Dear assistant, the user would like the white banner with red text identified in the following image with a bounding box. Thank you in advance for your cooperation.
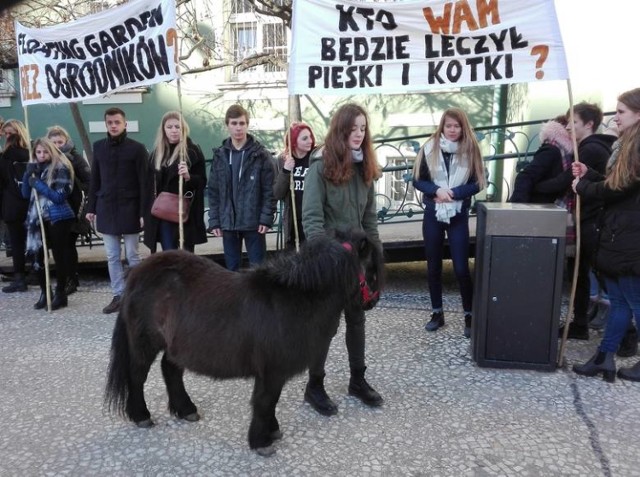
[16,0,178,106]
[288,0,568,95]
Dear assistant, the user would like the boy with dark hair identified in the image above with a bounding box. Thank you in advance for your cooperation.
[207,104,275,271]
[534,102,616,340]
[86,107,148,314]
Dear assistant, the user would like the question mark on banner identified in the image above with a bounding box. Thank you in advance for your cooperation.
[530,45,549,80]
[166,28,179,74]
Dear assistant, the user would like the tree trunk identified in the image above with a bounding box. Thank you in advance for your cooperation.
[69,102,93,165]
[288,95,301,123]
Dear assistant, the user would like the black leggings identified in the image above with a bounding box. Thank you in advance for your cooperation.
[6,220,26,275]
[37,220,73,290]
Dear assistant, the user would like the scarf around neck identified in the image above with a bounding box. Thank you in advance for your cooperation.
[425,134,470,223]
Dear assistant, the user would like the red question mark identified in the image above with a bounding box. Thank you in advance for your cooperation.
[530,45,549,80]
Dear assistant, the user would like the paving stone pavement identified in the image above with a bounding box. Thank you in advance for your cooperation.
[0,262,639,477]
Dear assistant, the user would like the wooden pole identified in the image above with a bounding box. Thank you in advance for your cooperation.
[286,119,300,252]
[557,79,582,367]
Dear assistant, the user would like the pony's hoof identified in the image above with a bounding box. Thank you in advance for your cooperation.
[181,412,201,422]
[271,429,283,441]
[135,419,154,428]
[255,445,276,457]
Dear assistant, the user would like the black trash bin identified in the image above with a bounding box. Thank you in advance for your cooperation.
[471,203,567,371]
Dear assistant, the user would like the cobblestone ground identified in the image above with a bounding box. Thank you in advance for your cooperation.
[0,262,639,476]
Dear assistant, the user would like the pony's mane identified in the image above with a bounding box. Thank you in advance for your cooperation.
[253,235,359,293]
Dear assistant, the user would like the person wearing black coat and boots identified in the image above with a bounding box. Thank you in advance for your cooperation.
[0,119,30,293]
[571,87,640,382]
[46,125,91,295]
[86,108,148,314]
[143,111,207,253]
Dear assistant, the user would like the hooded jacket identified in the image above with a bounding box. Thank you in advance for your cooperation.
[207,134,275,231]
[510,121,573,204]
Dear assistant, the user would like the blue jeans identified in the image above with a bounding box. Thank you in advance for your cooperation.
[222,230,266,271]
[422,208,473,313]
[102,233,141,296]
[600,275,640,352]
[159,220,194,253]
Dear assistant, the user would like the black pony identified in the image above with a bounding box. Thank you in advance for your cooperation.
[104,229,383,456]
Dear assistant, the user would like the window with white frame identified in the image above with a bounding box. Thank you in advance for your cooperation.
[228,0,287,82]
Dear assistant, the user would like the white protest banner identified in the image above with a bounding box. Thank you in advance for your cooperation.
[289,0,568,95]
[16,0,178,106]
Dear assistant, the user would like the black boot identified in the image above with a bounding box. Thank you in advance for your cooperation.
[425,311,445,332]
[34,271,50,310]
[64,274,79,296]
[51,286,68,311]
[34,290,49,310]
[464,314,472,339]
[617,360,640,382]
[617,327,638,358]
[304,373,338,416]
[2,273,27,293]
[349,367,383,407]
[573,350,616,382]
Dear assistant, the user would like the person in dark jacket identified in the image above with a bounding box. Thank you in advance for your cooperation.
[86,107,148,314]
[273,122,316,250]
[22,138,75,310]
[206,104,275,271]
[510,115,573,204]
[302,103,383,415]
[47,125,91,296]
[0,119,30,293]
[144,111,207,253]
[571,87,640,382]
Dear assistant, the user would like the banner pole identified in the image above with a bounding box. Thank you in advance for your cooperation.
[286,115,300,253]
[557,78,581,367]
[23,106,52,312]
[175,38,185,251]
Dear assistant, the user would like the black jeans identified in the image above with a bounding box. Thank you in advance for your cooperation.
[574,220,599,326]
[309,303,367,377]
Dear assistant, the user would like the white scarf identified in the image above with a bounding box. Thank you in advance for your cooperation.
[424,135,470,223]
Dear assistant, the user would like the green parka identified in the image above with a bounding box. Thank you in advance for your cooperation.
[301,152,380,247]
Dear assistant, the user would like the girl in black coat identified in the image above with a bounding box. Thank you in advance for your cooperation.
[144,111,207,253]
[571,87,640,382]
[0,119,30,293]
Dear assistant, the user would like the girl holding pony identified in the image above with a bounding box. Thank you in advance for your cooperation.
[572,87,640,382]
[412,108,485,338]
[21,137,75,310]
[273,122,316,249]
[143,111,207,253]
[302,102,383,415]
[0,119,30,293]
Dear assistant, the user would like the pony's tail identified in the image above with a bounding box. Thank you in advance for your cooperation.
[104,311,130,417]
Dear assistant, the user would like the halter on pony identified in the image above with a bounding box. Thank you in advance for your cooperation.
[341,242,380,308]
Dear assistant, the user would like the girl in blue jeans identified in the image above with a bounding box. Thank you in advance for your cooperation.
[572,87,640,382]
[413,108,485,337]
